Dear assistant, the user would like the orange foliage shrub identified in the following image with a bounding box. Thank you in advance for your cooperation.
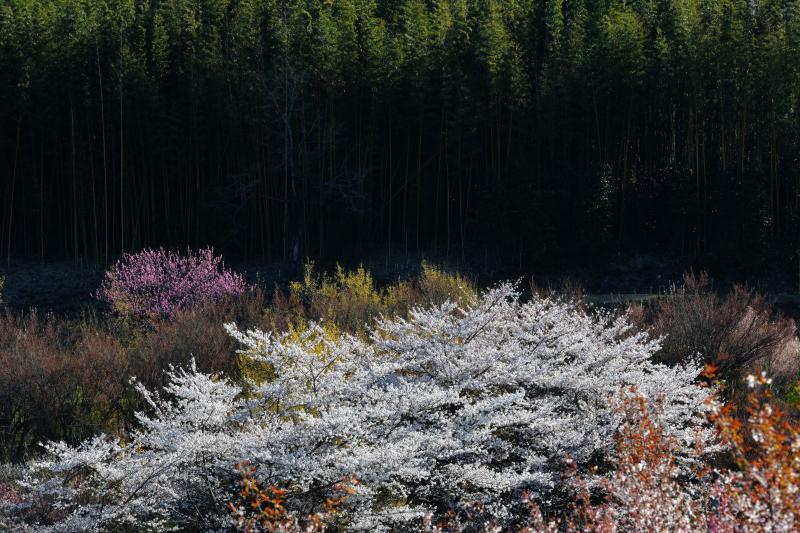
[707,372,800,532]
[228,462,356,533]
[425,369,800,533]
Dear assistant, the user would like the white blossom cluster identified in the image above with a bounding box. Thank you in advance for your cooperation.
[18,284,712,531]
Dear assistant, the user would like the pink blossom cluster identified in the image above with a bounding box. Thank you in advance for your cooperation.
[96,247,247,318]
[0,483,20,507]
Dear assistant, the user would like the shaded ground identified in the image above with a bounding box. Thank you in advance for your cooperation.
[0,253,797,315]
[0,261,103,314]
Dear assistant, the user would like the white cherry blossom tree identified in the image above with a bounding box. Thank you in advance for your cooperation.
[16,284,713,531]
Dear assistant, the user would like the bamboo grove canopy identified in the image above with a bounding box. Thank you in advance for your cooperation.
[1,0,799,268]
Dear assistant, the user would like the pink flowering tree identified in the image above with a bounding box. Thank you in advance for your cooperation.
[96,248,247,318]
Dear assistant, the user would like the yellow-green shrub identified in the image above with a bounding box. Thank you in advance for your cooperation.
[283,261,477,334]
[385,261,477,316]
[290,262,383,333]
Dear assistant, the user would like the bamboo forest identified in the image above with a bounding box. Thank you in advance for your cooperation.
[2,0,799,269]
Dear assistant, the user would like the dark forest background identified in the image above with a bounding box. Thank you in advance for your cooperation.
[2,0,800,274]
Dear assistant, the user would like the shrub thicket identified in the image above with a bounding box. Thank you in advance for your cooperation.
[9,284,710,531]
[3,261,800,531]
[0,261,477,462]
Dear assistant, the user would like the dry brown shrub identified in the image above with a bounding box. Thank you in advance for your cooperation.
[0,289,268,462]
[0,312,127,461]
[530,277,586,302]
[128,288,269,388]
[628,272,798,387]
